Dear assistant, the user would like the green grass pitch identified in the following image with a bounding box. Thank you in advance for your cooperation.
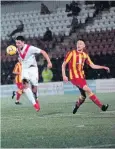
[1,93,115,148]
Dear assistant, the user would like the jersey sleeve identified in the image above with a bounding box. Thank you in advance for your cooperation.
[31,46,41,54]
[64,51,73,64]
[85,54,94,66]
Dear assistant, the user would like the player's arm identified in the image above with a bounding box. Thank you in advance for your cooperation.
[90,63,110,72]
[86,54,110,72]
[40,50,52,68]
[62,51,72,82]
[62,62,68,81]
[32,46,52,68]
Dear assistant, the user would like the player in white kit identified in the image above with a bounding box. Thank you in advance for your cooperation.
[15,36,52,111]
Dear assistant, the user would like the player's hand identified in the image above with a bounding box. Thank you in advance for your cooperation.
[103,66,110,73]
[63,76,68,82]
[47,62,52,69]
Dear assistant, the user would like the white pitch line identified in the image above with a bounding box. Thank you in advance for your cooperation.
[85,143,115,148]
[1,113,84,120]
[100,110,115,114]
[76,124,85,128]
[1,110,115,121]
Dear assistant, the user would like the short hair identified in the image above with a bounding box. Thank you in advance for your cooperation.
[77,39,85,43]
[16,36,25,41]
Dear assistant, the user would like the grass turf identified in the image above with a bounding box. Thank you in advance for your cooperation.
[1,93,115,148]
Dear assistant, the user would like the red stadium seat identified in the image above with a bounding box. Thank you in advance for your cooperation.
[96,39,101,44]
[101,39,107,45]
[107,38,113,44]
[109,45,115,51]
[93,46,98,52]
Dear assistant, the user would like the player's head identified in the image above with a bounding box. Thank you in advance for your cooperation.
[15,36,25,49]
[76,40,85,52]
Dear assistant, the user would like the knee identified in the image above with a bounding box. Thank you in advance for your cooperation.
[17,89,23,94]
[82,94,86,99]
[22,79,29,89]
[32,85,37,92]
[80,94,86,100]
[83,85,92,94]
[23,78,29,84]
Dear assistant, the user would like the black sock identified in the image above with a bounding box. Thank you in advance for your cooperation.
[33,92,37,99]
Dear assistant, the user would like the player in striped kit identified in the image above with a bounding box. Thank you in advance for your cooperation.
[62,40,110,113]
[15,36,52,112]
[12,58,23,104]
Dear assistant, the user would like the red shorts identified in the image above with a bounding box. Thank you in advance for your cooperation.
[16,83,23,90]
[71,78,87,89]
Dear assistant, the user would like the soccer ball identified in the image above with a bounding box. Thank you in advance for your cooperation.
[6,45,17,56]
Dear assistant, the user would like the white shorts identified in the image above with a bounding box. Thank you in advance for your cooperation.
[21,67,39,86]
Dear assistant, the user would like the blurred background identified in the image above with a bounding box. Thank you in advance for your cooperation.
[1,0,115,84]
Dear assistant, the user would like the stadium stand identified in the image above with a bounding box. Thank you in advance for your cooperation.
[1,1,115,84]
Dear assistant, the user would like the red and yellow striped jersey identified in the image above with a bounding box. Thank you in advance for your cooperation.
[13,62,22,83]
[64,50,93,79]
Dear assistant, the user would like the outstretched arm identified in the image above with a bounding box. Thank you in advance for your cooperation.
[90,63,110,73]
[62,62,68,82]
[86,54,110,73]
[62,51,73,82]
[40,50,52,68]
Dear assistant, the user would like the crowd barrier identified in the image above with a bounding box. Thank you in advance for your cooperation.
[0,79,115,98]
[64,80,96,94]
[38,82,64,96]
[0,82,64,98]
[96,79,115,93]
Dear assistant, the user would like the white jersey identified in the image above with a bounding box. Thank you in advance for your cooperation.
[17,44,41,68]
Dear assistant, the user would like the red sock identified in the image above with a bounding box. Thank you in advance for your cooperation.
[76,98,85,107]
[16,92,21,101]
[89,94,102,108]
[36,99,38,104]
[33,103,40,111]
[36,100,40,109]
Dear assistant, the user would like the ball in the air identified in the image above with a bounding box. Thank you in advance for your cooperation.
[6,45,17,56]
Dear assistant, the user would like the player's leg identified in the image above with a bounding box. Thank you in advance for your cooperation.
[22,69,39,111]
[83,85,109,111]
[29,67,40,110]
[73,87,86,114]
[22,79,40,111]
[76,87,86,107]
[32,85,40,110]
[71,78,87,114]
[15,83,23,104]
[12,91,16,99]
[32,85,39,102]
